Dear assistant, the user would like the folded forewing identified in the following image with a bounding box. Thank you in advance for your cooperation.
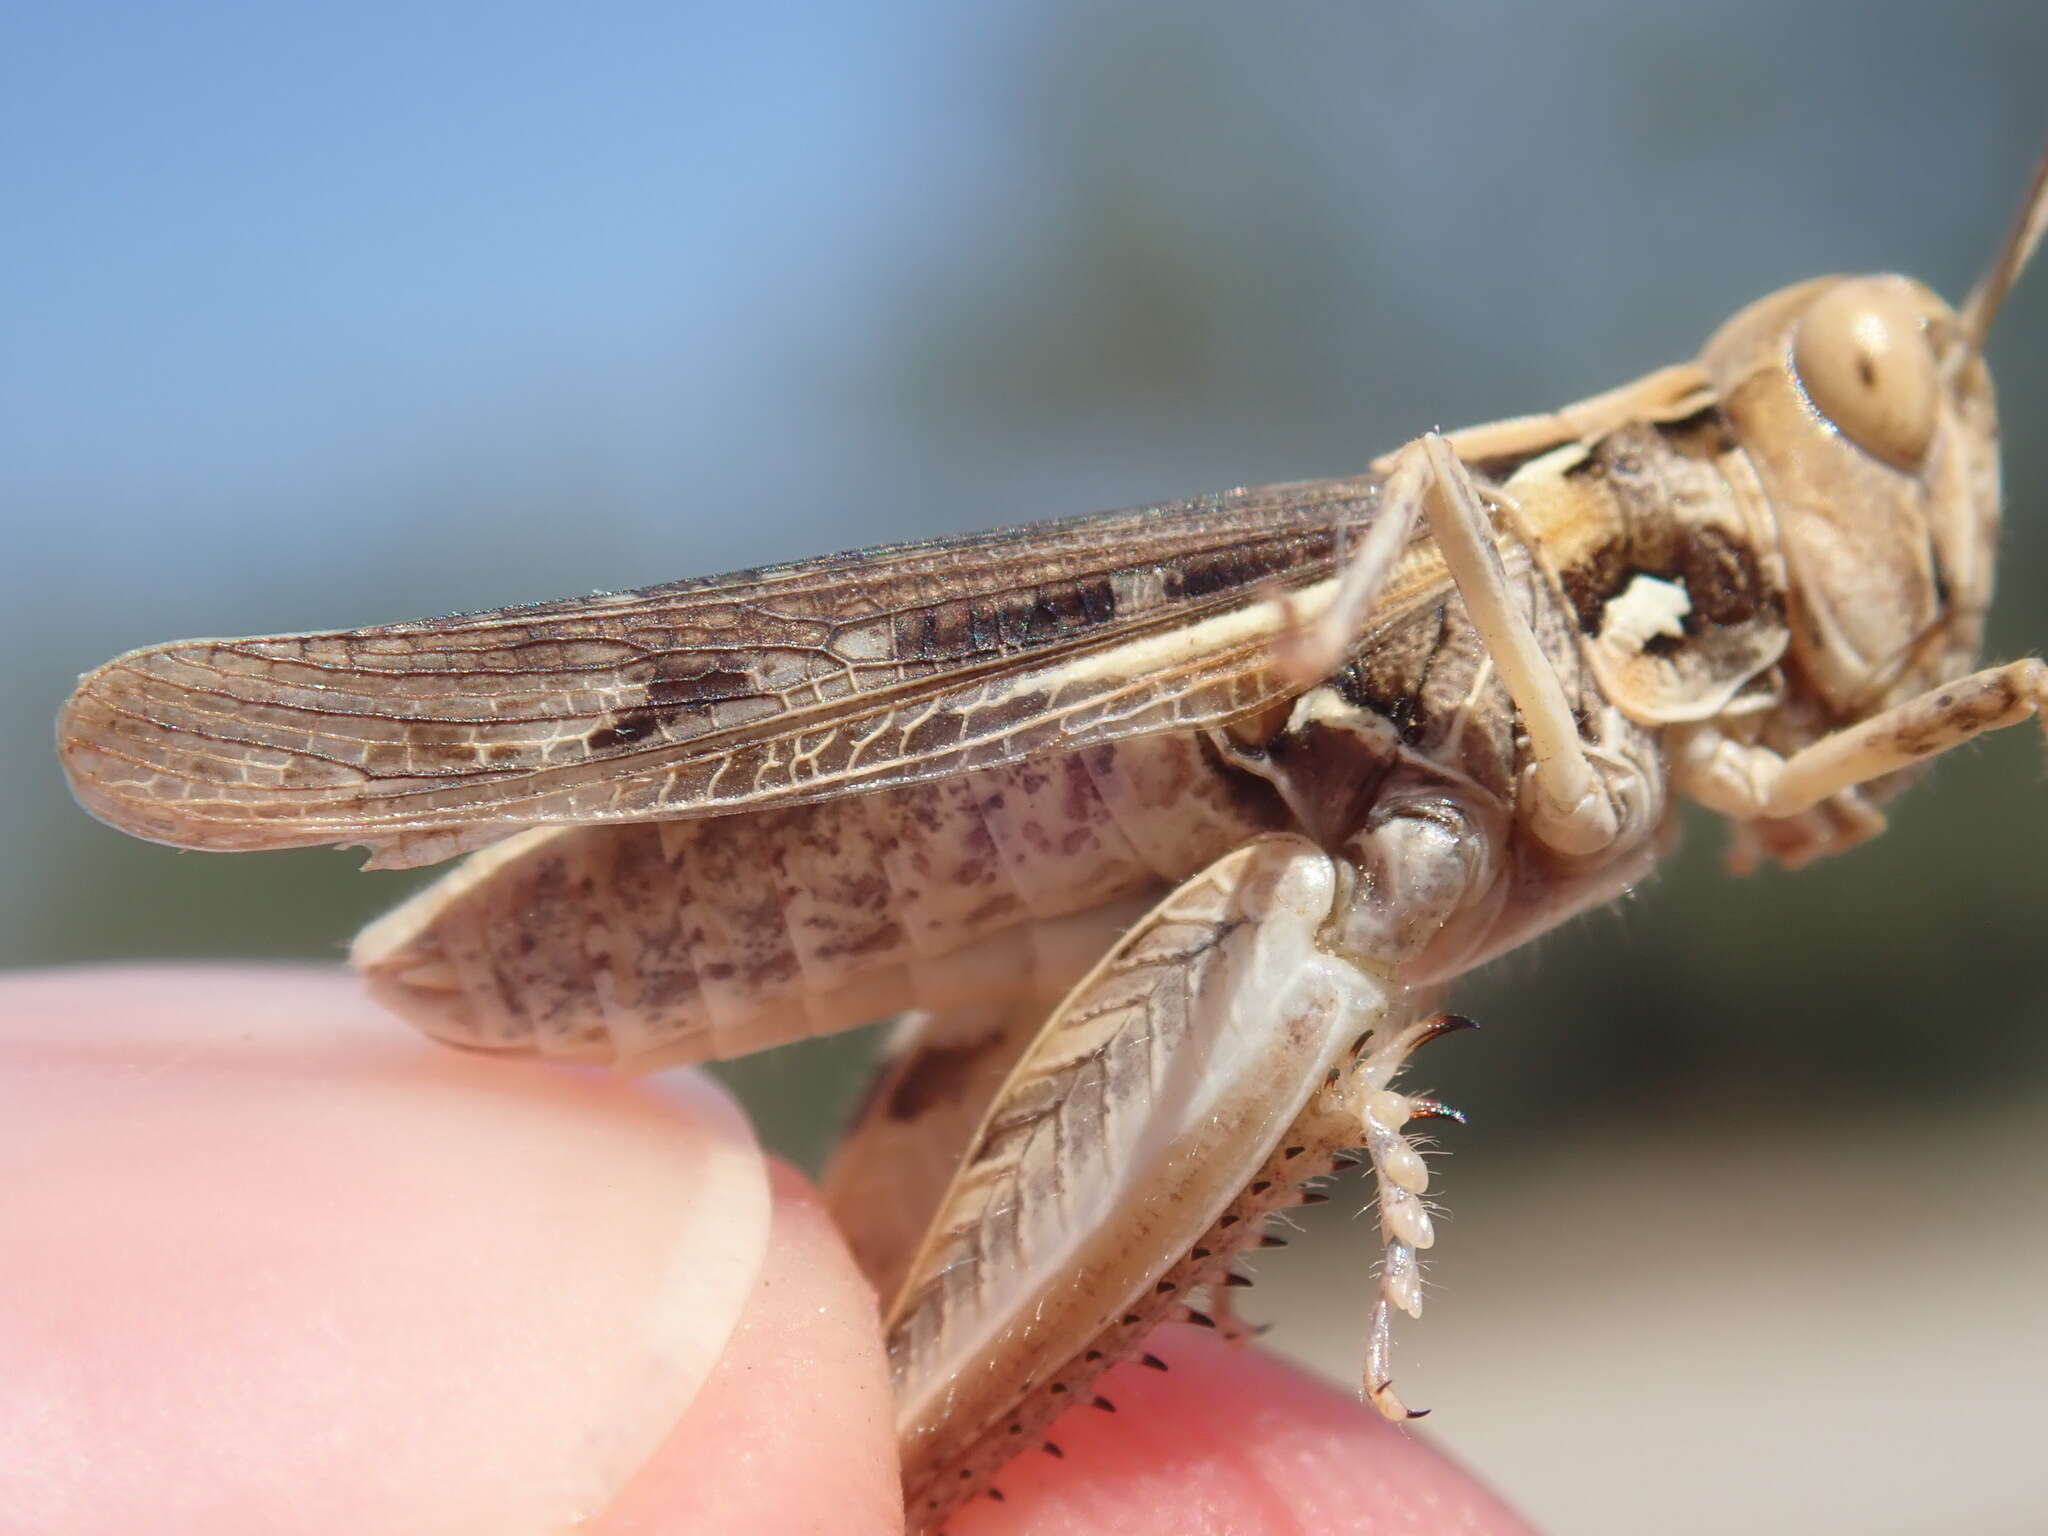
[59,477,1392,864]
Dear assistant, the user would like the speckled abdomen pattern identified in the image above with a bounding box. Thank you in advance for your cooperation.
[354,733,1288,1065]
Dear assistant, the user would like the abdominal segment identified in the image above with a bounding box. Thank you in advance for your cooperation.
[351,732,1288,1066]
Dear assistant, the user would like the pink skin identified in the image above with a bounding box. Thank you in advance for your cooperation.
[0,967,1533,1535]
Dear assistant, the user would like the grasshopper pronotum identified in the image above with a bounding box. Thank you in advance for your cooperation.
[58,153,2048,1528]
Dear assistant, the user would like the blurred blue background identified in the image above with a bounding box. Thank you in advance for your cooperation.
[7,5,2046,1531]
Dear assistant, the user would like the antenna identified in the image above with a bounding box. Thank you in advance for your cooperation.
[1957,148,2048,357]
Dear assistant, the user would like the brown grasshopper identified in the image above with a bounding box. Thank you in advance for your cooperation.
[58,154,2048,1529]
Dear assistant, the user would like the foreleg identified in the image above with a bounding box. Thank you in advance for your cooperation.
[1680,658,2048,834]
[1275,433,1622,855]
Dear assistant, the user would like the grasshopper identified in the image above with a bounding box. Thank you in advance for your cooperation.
[58,154,2048,1529]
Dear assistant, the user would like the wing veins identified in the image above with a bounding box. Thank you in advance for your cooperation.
[61,470,1413,855]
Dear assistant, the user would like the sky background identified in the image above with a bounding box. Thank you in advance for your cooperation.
[6,5,2047,1531]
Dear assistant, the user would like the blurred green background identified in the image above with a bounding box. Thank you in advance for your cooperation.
[8,4,2046,1531]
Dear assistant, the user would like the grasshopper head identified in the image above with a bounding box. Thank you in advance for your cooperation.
[1698,157,2045,721]
[1701,274,1999,718]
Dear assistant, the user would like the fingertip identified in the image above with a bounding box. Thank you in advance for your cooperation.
[948,1328,1533,1536]
[595,1163,900,1534]
[1,965,773,1534]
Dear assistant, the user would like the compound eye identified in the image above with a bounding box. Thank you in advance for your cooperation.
[1792,279,1940,470]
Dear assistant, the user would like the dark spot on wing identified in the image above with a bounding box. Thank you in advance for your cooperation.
[584,650,767,752]
[897,575,1123,661]
[587,705,663,752]
[647,664,755,709]
[1161,551,1244,601]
